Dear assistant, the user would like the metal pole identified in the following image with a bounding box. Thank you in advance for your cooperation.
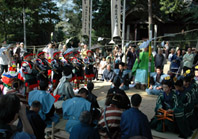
[89,0,92,50]
[122,0,126,62]
[23,6,27,49]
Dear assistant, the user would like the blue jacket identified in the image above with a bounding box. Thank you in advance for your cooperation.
[62,97,91,133]
[70,123,100,139]
[120,108,153,139]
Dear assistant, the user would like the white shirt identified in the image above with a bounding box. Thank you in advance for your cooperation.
[183,53,194,68]
[0,52,9,65]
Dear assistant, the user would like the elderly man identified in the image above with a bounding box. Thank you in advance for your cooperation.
[102,64,115,82]
[183,47,194,73]
[154,48,165,70]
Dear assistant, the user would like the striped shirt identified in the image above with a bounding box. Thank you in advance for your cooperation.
[98,104,123,139]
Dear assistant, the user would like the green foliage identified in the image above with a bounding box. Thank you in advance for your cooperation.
[0,0,61,45]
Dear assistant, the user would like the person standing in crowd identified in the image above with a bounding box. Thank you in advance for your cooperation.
[94,48,101,80]
[126,45,137,70]
[36,51,50,83]
[0,94,35,138]
[84,50,95,86]
[170,49,182,75]
[51,51,63,90]
[61,44,67,53]
[0,47,10,76]
[114,48,123,69]
[14,42,22,68]
[81,44,88,59]
[183,47,194,73]
[120,94,153,139]
[164,41,169,59]
[20,42,26,63]
[106,56,114,70]
[21,52,39,94]
[132,47,155,90]
[70,111,100,139]
[154,48,165,70]
[71,51,84,90]
[98,57,107,80]
[168,48,175,62]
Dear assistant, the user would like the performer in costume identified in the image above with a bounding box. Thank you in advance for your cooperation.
[51,51,63,90]
[84,50,95,86]
[150,76,177,132]
[62,48,74,81]
[21,52,38,95]
[35,51,51,83]
[183,69,198,129]
[71,51,84,90]
[174,77,193,138]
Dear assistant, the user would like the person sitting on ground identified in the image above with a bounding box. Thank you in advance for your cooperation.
[114,62,130,90]
[28,81,59,127]
[146,66,168,95]
[0,94,35,139]
[150,76,177,132]
[173,77,193,138]
[99,93,124,139]
[87,82,100,109]
[107,76,131,110]
[53,66,75,99]
[18,101,46,139]
[62,88,92,133]
[87,82,100,121]
[120,94,153,139]
[182,70,198,129]
[70,111,100,139]
[102,64,115,82]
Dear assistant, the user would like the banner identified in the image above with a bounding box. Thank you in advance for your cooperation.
[111,0,121,38]
[82,0,90,36]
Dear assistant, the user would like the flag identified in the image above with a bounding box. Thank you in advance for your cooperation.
[111,0,121,38]
[82,0,90,36]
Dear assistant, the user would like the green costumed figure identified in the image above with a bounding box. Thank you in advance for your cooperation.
[132,47,154,90]
[174,77,193,138]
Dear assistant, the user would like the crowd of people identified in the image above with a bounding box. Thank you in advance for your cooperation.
[0,40,198,139]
